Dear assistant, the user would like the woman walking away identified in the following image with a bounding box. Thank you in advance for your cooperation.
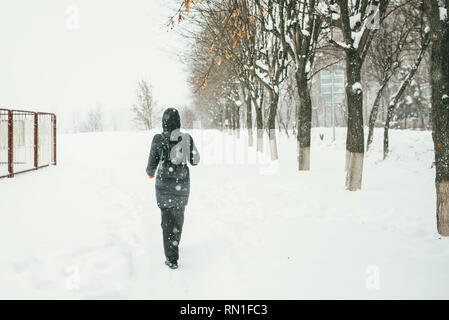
[146,108,200,270]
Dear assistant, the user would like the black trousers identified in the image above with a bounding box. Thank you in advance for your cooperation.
[161,207,185,263]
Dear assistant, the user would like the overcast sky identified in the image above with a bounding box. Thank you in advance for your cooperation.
[0,0,191,131]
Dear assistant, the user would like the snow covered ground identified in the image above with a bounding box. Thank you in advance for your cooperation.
[1,128,448,299]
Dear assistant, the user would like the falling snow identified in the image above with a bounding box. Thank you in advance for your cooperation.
[0,130,448,299]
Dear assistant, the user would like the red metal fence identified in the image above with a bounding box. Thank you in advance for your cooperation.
[0,108,56,179]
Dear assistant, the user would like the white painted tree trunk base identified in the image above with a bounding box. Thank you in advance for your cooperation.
[269,137,278,161]
[298,147,310,171]
[257,136,263,153]
[345,150,350,172]
[345,152,364,191]
[248,129,253,147]
[297,140,300,157]
[437,181,449,236]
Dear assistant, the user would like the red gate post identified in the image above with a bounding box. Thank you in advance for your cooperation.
[8,110,13,177]
[53,114,57,165]
[34,112,38,168]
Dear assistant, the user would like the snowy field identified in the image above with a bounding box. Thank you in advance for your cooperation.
[1,128,448,299]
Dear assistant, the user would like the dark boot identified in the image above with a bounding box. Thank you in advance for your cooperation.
[165,260,178,269]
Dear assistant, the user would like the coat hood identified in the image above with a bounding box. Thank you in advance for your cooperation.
[162,108,181,133]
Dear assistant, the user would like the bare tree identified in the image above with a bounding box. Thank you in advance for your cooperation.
[81,106,103,132]
[365,3,414,152]
[131,80,156,130]
[181,108,196,129]
[184,0,267,151]
[265,0,323,170]
[321,0,390,191]
[383,26,431,159]
[247,0,289,161]
[423,0,449,236]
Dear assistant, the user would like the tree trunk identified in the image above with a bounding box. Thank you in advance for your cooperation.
[296,71,312,171]
[345,51,364,191]
[366,81,388,152]
[246,96,253,147]
[346,152,364,191]
[437,182,449,236]
[428,18,449,236]
[419,112,425,130]
[235,106,241,139]
[267,92,279,161]
[255,103,263,153]
[381,88,389,122]
[224,104,230,133]
[404,112,408,129]
[277,112,282,133]
[345,150,351,172]
[231,105,236,135]
[383,102,394,160]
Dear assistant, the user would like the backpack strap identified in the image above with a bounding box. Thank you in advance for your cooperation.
[159,132,171,163]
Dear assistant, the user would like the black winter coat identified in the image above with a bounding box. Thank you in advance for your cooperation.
[146,108,200,208]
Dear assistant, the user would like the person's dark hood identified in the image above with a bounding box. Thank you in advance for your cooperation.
[162,108,181,133]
